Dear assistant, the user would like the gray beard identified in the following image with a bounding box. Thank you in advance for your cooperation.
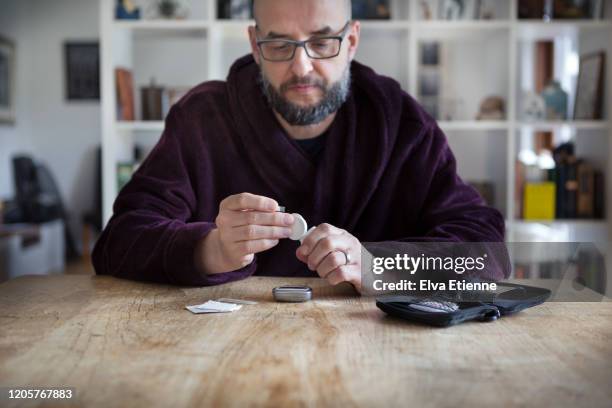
[259,65,351,126]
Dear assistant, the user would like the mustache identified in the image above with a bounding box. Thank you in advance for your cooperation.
[280,76,326,92]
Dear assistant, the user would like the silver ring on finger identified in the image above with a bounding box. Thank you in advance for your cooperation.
[340,250,351,266]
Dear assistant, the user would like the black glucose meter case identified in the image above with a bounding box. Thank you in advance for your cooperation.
[376,282,551,327]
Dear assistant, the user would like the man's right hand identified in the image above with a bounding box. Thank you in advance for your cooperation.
[195,193,295,275]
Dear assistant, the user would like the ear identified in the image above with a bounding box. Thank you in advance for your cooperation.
[248,26,261,65]
[346,21,360,62]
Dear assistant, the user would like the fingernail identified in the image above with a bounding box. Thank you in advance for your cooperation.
[300,246,309,255]
[283,228,293,237]
[284,214,294,225]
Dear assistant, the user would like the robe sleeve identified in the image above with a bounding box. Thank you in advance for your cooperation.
[363,122,511,281]
[91,107,256,286]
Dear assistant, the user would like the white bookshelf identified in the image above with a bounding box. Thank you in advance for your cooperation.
[100,0,612,243]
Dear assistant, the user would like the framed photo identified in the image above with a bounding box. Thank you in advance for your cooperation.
[0,36,16,124]
[574,51,605,120]
[421,42,440,66]
[64,42,100,101]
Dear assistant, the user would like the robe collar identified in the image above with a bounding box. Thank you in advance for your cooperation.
[226,54,399,228]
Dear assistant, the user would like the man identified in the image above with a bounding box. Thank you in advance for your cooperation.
[92,0,507,292]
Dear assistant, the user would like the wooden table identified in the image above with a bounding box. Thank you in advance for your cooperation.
[0,275,611,408]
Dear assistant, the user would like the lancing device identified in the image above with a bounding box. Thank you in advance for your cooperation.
[276,206,315,243]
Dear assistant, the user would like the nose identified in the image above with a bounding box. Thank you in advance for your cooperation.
[290,45,314,78]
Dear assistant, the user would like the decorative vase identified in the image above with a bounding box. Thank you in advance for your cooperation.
[541,80,568,120]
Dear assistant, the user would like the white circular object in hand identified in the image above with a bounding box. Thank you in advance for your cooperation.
[289,213,308,241]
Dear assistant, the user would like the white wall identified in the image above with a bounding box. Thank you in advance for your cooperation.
[0,0,35,198]
[0,0,101,253]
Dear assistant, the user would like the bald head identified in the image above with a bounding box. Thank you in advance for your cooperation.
[252,0,352,24]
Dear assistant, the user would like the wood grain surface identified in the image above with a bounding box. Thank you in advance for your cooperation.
[0,275,611,408]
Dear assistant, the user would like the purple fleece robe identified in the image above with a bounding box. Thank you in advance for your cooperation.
[92,54,507,286]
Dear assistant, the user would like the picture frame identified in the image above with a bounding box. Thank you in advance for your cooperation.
[0,36,16,124]
[574,51,605,120]
[64,42,100,101]
[421,42,440,66]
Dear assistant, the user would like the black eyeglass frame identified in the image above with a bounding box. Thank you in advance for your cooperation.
[255,21,352,62]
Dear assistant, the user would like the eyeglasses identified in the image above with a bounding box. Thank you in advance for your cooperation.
[256,21,351,62]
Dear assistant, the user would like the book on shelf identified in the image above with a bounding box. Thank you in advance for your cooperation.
[136,81,191,122]
[515,262,564,279]
[517,142,605,221]
[513,264,530,279]
[141,79,164,121]
[518,0,605,20]
[352,0,391,20]
[553,0,605,19]
[539,261,566,279]
[217,0,252,19]
[523,182,556,220]
[577,162,595,218]
[115,68,135,121]
[515,160,525,219]
[554,155,579,219]
[594,171,605,219]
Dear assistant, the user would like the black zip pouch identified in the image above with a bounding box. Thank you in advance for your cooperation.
[376,283,551,327]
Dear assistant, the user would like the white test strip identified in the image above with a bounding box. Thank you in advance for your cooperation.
[185,300,242,314]
[197,300,242,311]
[186,306,231,314]
[217,298,258,305]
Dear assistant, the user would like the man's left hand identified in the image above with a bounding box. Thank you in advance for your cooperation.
[296,224,362,292]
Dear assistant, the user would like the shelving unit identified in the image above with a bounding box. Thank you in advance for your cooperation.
[100,0,612,243]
